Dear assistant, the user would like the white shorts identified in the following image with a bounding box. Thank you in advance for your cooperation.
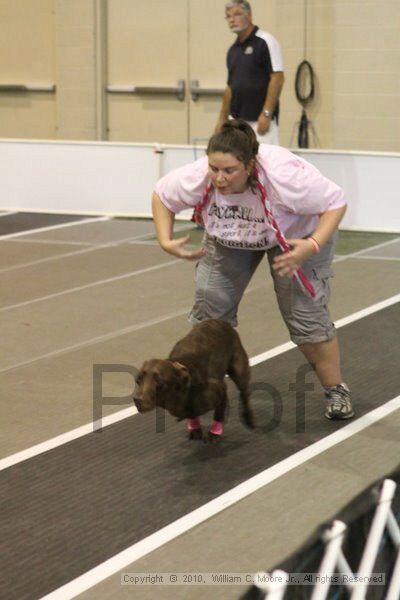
[229,114,280,144]
[248,118,280,145]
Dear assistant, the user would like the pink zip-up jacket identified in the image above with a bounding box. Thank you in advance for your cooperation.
[155,145,346,250]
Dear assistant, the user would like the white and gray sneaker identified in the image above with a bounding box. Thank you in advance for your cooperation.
[325,383,355,420]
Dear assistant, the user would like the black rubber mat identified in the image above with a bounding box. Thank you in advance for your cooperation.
[1,304,399,599]
[0,212,94,236]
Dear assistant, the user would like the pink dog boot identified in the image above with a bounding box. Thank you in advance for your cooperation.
[208,420,224,443]
[187,418,202,440]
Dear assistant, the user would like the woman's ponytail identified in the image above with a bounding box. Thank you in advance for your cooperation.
[207,119,259,166]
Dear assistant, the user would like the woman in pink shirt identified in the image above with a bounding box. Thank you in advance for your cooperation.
[152,119,354,420]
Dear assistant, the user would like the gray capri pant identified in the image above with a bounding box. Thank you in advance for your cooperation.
[189,233,336,346]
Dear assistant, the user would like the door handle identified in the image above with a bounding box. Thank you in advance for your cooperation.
[191,80,224,102]
[0,84,55,92]
[107,80,185,101]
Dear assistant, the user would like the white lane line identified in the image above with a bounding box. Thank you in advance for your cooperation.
[250,293,400,366]
[3,230,398,308]
[3,232,398,307]
[334,236,400,263]
[0,231,169,275]
[0,407,138,472]
[330,292,400,328]
[39,394,400,600]
[4,238,98,246]
[1,283,399,378]
[1,292,399,469]
[128,240,165,246]
[0,258,182,312]
[0,223,194,274]
[0,211,18,217]
[0,281,267,375]
[0,307,191,375]
[0,216,110,240]
[352,255,400,262]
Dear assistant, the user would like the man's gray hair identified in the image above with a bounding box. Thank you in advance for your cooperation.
[225,0,252,14]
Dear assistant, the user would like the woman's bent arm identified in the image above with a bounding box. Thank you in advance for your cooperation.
[152,192,205,260]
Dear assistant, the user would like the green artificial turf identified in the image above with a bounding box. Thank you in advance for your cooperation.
[117,218,399,255]
[335,230,400,255]
[166,226,400,255]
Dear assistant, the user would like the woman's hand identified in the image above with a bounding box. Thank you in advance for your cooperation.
[162,235,206,260]
[152,193,205,261]
[272,238,315,277]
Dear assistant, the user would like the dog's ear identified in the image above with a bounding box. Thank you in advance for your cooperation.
[171,361,191,390]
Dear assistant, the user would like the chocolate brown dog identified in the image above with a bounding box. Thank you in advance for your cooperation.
[133,319,254,442]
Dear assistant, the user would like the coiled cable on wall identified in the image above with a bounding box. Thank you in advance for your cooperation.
[292,0,319,148]
[295,60,315,148]
[295,59,315,107]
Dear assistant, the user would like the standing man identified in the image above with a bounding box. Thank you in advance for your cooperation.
[215,0,284,144]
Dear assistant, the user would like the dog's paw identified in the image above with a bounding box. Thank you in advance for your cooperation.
[188,428,203,441]
[241,409,255,430]
[205,431,222,444]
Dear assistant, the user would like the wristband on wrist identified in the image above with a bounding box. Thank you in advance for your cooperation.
[307,236,320,254]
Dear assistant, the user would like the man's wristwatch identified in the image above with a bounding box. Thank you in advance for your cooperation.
[263,110,271,118]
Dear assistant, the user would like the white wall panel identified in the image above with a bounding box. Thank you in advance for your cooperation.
[1,140,399,231]
[0,140,158,216]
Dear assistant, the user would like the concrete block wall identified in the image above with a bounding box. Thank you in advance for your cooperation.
[54,0,105,140]
[0,0,399,151]
[276,0,400,151]
[333,0,400,151]
[0,0,56,138]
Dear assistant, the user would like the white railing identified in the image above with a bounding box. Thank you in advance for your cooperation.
[253,478,400,600]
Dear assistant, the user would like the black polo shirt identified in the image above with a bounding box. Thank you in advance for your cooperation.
[227,26,282,122]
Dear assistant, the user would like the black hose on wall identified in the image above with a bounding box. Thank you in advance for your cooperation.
[295,60,315,148]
